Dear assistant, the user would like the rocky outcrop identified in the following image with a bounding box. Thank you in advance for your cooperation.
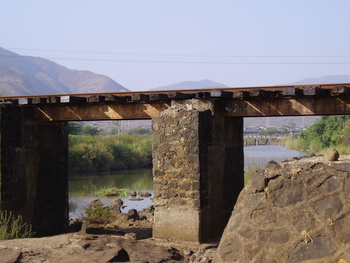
[214,154,350,263]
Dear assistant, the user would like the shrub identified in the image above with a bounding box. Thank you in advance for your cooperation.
[0,210,34,239]
[83,202,116,224]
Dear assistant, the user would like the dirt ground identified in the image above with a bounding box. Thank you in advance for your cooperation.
[0,216,217,263]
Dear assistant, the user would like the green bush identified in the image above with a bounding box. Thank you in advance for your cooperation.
[300,115,350,148]
[285,115,350,154]
[0,211,34,239]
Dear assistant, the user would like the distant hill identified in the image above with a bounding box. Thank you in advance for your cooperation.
[0,47,128,96]
[151,79,227,91]
[291,75,350,85]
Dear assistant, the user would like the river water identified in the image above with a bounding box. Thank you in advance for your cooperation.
[244,145,309,169]
[69,145,308,218]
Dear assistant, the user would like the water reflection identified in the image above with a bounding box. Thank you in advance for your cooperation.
[69,169,153,197]
[69,169,153,218]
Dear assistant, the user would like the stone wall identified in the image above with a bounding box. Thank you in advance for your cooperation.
[152,99,244,242]
[213,154,350,263]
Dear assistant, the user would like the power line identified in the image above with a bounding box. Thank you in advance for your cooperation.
[45,57,350,65]
[5,47,350,59]
[1,54,350,65]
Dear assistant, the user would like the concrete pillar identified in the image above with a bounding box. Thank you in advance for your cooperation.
[0,105,68,236]
[152,99,244,243]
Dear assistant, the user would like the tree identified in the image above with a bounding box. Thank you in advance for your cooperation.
[68,122,83,135]
[280,126,289,135]
[335,118,350,145]
[300,115,350,148]
[82,125,100,136]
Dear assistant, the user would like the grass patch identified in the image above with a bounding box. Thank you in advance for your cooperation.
[0,210,35,239]
[95,187,130,198]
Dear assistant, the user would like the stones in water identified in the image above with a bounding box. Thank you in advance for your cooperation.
[138,191,152,198]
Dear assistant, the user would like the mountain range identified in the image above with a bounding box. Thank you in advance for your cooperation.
[0,47,128,96]
[151,79,227,91]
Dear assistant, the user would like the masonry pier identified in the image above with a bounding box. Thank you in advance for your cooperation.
[0,105,68,236]
[152,100,244,242]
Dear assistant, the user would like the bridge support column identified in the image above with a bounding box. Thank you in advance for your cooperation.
[152,99,244,242]
[0,105,68,236]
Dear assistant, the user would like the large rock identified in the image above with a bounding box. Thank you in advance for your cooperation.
[108,198,123,213]
[213,155,350,263]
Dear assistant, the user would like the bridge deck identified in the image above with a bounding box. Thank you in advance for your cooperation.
[1,83,349,120]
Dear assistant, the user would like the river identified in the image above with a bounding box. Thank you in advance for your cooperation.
[69,145,308,218]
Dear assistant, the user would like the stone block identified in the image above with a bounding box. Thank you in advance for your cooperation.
[153,208,200,242]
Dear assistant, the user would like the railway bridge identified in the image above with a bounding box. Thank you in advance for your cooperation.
[1,83,350,242]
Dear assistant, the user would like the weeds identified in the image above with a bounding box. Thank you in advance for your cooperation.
[95,187,130,198]
[0,210,34,239]
[83,201,116,224]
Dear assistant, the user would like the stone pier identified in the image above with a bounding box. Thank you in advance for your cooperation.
[152,99,244,242]
[0,105,68,236]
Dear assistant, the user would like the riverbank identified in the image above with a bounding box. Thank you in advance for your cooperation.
[0,212,216,263]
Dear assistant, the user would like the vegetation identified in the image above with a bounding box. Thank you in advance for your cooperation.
[69,134,152,173]
[83,202,116,224]
[95,187,130,198]
[0,210,34,239]
[285,115,350,154]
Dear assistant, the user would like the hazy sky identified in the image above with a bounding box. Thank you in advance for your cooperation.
[1,0,350,91]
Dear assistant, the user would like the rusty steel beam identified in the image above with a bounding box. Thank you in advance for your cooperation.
[33,101,171,121]
[223,95,350,117]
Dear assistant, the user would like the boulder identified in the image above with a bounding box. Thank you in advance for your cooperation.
[213,154,350,263]
[138,191,152,198]
[328,148,340,161]
[127,209,140,221]
[108,198,123,213]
